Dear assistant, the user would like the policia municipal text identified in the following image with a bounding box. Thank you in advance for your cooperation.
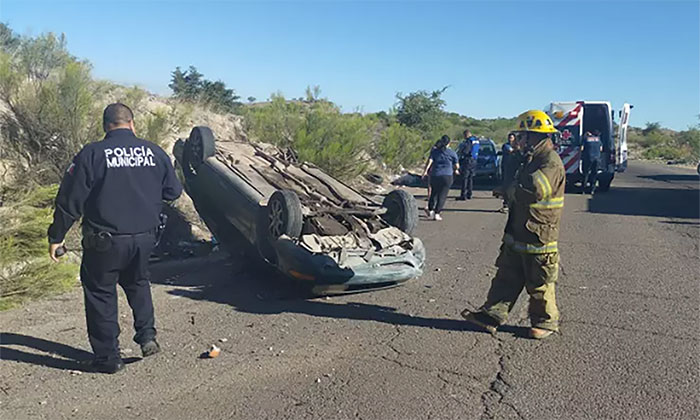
[48,103,183,373]
[462,110,565,340]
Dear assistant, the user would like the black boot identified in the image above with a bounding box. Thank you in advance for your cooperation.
[89,358,125,374]
[141,339,161,357]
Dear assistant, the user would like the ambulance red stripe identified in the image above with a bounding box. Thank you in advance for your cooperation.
[564,151,580,170]
[556,104,583,128]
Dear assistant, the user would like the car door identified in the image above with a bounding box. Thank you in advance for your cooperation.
[616,103,631,172]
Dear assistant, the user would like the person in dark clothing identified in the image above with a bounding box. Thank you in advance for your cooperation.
[48,103,183,374]
[498,132,519,212]
[422,135,459,221]
[581,130,602,194]
[457,130,480,200]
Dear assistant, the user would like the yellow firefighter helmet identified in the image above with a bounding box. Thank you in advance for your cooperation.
[514,110,558,133]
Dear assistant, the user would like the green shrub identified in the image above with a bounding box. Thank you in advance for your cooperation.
[630,123,699,163]
[244,95,375,180]
[642,144,685,161]
[0,258,78,311]
[243,94,305,147]
[376,123,431,171]
[0,184,79,310]
[295,104,374,180]
[118,85,148,111]
[676,128,700,158]
[0,30,102,185]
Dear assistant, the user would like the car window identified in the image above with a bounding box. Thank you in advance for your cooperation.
[479,142,496,155]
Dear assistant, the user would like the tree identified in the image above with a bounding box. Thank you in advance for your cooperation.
[168,65,240,112]
[247,96,256,103]
[169,65,204,101]
[642,121,661,136]
[200,79,240,113]
[305,85,322,102]
[0,23,20,53]
[395,87,448,134]
[168,67,188,99]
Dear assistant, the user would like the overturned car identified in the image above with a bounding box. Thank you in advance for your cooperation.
[173,127,425,293]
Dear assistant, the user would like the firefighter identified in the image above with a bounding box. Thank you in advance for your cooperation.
[48,103,183,373]
[461,110,565,340]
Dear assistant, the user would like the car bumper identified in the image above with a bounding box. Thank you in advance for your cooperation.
[272,237,425,293]
[476,166,498,177]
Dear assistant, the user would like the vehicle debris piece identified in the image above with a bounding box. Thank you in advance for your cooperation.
[201,345,221,359]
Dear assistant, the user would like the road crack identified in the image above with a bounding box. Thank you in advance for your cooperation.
[384,325,403,356]
[479,337,526,420]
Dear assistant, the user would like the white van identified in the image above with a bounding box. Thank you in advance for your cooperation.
[545,101,631,192]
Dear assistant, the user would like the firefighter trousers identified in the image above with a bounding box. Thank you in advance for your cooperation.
[479,244,560,331]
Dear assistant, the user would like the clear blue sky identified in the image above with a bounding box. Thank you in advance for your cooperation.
[1,0,698,130]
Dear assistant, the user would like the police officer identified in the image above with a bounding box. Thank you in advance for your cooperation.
[581,130,603,194]
[457,130,480,200]
[461,110,565,340]
[48,103,183,373]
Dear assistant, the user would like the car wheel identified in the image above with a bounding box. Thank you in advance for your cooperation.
[266,190,303,240]
[381,189,418,235]
[185,126,216,170]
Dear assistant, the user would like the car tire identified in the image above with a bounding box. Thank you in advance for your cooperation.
[266,190,304,240]
[185,126,216,170]
[381,189,418,235]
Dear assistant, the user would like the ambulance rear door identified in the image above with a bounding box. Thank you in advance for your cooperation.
[547,102,584,175]
[616,103,631,172]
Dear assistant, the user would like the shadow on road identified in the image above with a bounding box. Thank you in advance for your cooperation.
[439,208,501,214]
[587,186,699,219]
[659,220,700,226]
[150,258,491,336]
[638,174,700,182]
[0,333,93,371]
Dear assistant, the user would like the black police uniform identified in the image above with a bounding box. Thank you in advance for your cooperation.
[48,128,182,363]
[458,138,477,200]
[581,134,602,193]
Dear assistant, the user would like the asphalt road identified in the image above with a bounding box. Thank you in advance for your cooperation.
[1,160,698,420]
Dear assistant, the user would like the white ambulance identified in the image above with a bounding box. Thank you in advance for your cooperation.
[545,101,632,192]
